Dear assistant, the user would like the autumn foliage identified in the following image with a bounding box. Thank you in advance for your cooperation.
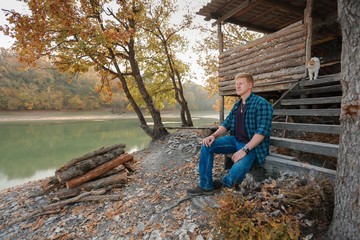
[1,0,195,139]
[209,177,334,239]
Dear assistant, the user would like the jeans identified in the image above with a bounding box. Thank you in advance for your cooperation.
[199,135,256,190]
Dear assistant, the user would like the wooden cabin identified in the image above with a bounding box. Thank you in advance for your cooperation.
[197,0,341,181]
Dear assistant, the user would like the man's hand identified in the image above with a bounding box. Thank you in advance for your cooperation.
[231,149,247,163]
[202,135,215,147]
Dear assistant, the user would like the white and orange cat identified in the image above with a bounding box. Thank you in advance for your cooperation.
[307,57,320,80]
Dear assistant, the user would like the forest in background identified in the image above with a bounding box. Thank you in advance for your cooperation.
[0,49,216,112]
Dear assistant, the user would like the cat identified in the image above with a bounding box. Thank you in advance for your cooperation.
[307,57,320,80]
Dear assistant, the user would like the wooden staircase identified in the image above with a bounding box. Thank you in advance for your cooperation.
[263,73,342,182]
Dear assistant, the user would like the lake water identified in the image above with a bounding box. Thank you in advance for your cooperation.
[0,110,220,190]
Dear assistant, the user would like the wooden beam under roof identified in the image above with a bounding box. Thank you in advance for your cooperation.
[263,0,304,15]
[227,19,276,33]
[212,0,262,27]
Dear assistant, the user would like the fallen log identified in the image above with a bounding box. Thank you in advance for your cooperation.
[56,188,81,200]
[56,173,127,200]
[56,147,124,183]
[96,165,125,179]
[80,170,128,189]
[7,188,110,226]
[66,154,133,189]
[57,143,126,172]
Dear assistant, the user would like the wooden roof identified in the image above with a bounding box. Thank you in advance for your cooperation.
[197,0,338,33]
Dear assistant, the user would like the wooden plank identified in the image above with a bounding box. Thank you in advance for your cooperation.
[288,84,342,96]
[263,155,336,183]
[220,21,304,58]
[273,108,340,116]
[226,152,296,161]
[300,73,341,87]
[268,152,296,161]
[272,122,340,134]
[219,36,306,75]
[212,0,252,27]
[281,96,342,105]
[270,136,338,157]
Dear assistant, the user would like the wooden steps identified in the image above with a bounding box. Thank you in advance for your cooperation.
[270,137,338,157]
[280,96,341,105]
[300,73,341,87]
[272,122,340,134]
[274,109,340,116]
[270,73,341,160]
[289,84,341,96]
[263,154,336,183]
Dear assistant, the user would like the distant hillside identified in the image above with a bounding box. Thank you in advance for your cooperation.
[0,49,216,111]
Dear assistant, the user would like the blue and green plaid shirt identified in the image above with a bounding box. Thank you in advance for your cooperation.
[221,92,273,165]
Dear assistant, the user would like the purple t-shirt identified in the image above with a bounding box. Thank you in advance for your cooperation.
[234,102,249,143]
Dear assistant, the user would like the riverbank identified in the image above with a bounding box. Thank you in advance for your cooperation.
[0,129,332,239]
[0,110,220,122]
[0,110,220,191]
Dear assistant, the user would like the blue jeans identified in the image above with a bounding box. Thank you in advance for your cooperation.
[199,135,256,190]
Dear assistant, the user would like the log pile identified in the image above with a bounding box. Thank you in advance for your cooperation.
[43,143,134,201]
[7,144,134,226]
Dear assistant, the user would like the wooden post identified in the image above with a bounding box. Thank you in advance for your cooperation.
[304,0,313,75]
[301,0,313,117]
[218,23,224,123]
[220,95,224,123]
[218,23,224,53]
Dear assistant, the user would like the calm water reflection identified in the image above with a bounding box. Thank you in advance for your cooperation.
[0,111,218,190]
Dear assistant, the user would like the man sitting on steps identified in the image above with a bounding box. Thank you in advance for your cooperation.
[187,73,273,196]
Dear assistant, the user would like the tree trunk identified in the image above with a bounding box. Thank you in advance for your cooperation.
[174,68,193,126]
[328,0,360,239]
[162,39,193,127]
[107,47,166,140]
[127,20,169,140]
[128,48,169,139]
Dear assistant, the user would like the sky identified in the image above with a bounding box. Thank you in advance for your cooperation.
[0,0,213,85]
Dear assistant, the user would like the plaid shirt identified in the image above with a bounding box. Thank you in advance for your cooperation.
[221,92,273,165]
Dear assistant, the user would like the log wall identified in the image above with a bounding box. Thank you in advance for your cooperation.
[218,21,307,95]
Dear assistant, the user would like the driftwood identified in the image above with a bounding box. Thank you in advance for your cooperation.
[123,162,136,173]
[42,176,63,193]
[56,175,127,200]
[7,188,117,226]
[56,188,81,200]
[65,154,133,189]
[56,148,125,183]
[160,196,192,214]
[57,143,126,172]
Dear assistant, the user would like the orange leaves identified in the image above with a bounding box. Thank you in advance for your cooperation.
[31,217,45,231]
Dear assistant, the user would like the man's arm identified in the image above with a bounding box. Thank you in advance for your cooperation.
[202,126,228,147]
[231,133,265,163]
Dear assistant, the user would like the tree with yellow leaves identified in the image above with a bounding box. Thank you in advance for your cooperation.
[1,0,194,139]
